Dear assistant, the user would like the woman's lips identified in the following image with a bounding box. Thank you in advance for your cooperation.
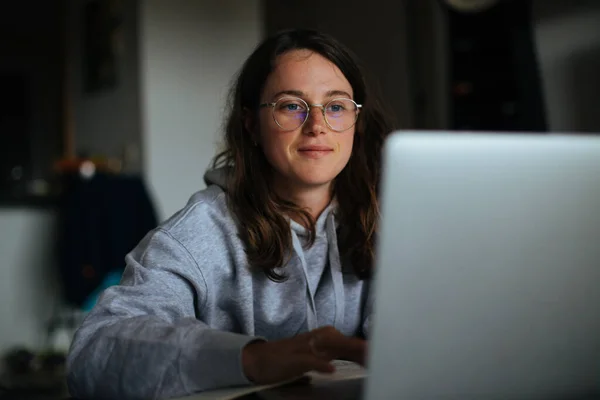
[297,145,334,159]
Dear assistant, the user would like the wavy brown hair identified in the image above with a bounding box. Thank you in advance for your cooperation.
[212,29,394,281]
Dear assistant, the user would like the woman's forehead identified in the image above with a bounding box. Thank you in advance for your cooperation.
[263,50,353,99]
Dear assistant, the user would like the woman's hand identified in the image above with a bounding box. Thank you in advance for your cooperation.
[241,326,367,385]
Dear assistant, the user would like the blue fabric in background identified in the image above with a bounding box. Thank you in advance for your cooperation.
[81,269,124,312]
[56,172,158,308]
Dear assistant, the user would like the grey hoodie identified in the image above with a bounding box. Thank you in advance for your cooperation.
[66,168,373,400]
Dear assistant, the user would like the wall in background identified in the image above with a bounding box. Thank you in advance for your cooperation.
[67,0,143,168]
[533,0,600,132]
[0,209,58,352]
[140,0,263,219]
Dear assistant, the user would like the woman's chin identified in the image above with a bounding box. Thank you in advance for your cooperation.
[292,168,340,187]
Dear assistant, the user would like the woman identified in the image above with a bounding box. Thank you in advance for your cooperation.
[66,28,394,399]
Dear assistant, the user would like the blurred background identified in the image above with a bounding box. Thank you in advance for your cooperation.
[0,0,599,397]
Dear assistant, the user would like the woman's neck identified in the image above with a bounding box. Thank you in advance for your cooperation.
[274,179,332,221]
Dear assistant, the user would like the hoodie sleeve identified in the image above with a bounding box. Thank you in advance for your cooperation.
[66,228,259,400]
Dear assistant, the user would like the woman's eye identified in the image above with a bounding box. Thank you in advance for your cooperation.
[328,104,346,112]
[279,102,305,112]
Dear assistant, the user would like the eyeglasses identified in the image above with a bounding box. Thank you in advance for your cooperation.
[259,96,362,132]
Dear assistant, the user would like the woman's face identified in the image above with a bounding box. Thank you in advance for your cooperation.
[255,49,356,193]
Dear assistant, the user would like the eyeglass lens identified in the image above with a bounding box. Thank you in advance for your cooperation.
[272,97,359,131]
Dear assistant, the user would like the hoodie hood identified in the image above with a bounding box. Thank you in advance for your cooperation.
[203,167,230,191]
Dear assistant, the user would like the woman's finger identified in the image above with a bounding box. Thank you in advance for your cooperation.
[289,354,335,376]
[288,330,317,354]
[314,335,367,363]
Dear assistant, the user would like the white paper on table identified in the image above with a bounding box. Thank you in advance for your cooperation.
[307,360,367,383]
[173,360,367,400]
[171,376,306,400]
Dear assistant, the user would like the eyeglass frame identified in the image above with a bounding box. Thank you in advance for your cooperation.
[258,96,362,132]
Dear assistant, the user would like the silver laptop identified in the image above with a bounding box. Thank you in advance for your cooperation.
[365,132,600,400]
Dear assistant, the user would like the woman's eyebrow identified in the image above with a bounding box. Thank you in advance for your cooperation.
[325,90,352,99]
[271,90,304,99]
[270,89,353,101]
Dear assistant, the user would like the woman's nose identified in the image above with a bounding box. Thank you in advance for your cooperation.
[303,106,328,135]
